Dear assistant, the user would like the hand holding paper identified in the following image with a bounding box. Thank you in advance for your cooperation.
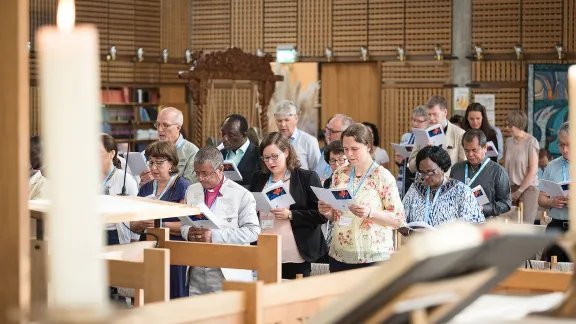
[222,159,243,181]
[311,186,356,211]
[178,203,222,229]
[392,143,414,159]
[412,124,445,147]
[471,185,489,206]
[127,152,149,175]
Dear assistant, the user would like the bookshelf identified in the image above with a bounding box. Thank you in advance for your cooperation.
[101,86,160,152]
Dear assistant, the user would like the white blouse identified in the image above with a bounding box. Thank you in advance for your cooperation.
[103,168,139,243]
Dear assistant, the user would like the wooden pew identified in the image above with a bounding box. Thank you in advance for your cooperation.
[494,269,571,294]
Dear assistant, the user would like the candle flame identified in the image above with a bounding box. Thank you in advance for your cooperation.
[57,0,75,31]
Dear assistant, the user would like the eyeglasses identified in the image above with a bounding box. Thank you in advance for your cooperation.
[325,127,343,135]
[329,157,348,165]
[419,166,440,178]
[261,152,283,162]
[147,160,167,168]
[193,169,218,180]
[412,118,426,124]
[154,122,178,129]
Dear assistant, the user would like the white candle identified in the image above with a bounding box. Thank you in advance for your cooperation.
[569,65,576,231]
[37,0,107,312]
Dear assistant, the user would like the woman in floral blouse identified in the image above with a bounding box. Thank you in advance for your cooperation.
[318,123,405,272]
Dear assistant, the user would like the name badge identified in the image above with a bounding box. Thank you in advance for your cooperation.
[339,217,352,227]
[261,219,274,229]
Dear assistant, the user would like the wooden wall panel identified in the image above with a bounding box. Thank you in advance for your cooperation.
[161,0,190,57]
[108,0,135,55]
[381,88,452,177]
[564,0,576,51]
[381,62,452,83]
[521,0,563,51]
[405,0,452,54]
[76,0,108,55]
[472,89,521,135]
[30,87,40,136]
[191,0,230,51]
[231,0,264,54]
[332,0,368,56]
[135,0,161,57]
[368,0,403,56]
[298,0,332,57]
[263,0,297,54]
[472,0,521,53]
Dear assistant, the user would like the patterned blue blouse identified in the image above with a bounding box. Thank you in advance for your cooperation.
[402,178,485,227]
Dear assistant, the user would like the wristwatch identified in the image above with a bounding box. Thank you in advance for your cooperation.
[288,212,293,220]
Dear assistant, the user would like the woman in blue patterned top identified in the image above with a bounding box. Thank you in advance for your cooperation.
[132,141,190,299]
[402,146,485,228]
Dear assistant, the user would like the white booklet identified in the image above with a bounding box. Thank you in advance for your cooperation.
[178,203,222,229]
[252,181,295,212]
[412,124,445,147]
[403,221,437,232]
[311,186,357,211]
[486,141,498,158]
[222,159,243,181]
[471,185,489,206]
[391,143,415,159]
[540,180,570,197]
[127,152,149,175]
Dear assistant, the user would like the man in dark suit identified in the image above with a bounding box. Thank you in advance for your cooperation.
[220,114,261,188]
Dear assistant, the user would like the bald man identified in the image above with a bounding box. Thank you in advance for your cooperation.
[141,107,199,184]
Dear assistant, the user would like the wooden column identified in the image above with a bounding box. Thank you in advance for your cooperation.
[0,0,30,322]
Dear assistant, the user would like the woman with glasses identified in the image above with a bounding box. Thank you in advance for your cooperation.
[402,146,484,228]
[132,141,190,299]
[318,124,405,272]
[504,110,540,224]
[323,140,348,189]
[250,132,328,279]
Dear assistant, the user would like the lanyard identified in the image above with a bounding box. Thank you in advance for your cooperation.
[562,159,569,182]
[464,158,490,186]
[268,170,290,187]
[323,164,332,178]
[425,178,445,224]
[408,133,415,145]
[152,175,176,200]
[102,165,115,186]
[348,161,378,196]
[175,135,184,150]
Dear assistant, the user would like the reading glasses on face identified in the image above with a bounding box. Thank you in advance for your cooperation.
[325,127,343,134]
[193,168,219,180]
[420,166,440,177]
[154,122,178,129]
[261,153,283,162]
[329,157,348,165]
[147,160,167,168]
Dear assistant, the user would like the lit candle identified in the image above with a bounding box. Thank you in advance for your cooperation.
[569,65,576,231]
[37,0,107,312]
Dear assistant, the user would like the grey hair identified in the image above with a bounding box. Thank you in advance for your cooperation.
[559,121,570,137]
[412,106,428,120]
[333,114,354,129]
[194,147,223,169]
[275,100,297,116]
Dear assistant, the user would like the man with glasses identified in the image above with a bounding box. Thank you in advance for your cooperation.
[396,106,428,197]
[449,129,512,219]
[182,147,260,295]
[141,107,199,185]
[314,114,354,181]
[274,100,320,170]
[539,122,571,262]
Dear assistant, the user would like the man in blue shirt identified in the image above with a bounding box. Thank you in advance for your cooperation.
[539,121,570,262]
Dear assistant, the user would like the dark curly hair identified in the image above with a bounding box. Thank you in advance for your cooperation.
[416,146,452,173]
[259,132,302,173]
[324,140,344,163]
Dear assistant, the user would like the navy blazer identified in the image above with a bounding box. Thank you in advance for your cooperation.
[221,142,261,188]
[250,167,328,262]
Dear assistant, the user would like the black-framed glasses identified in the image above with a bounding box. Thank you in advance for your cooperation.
[147,159,167,168]
[329,157,348,165]
[419,166,440,177]
[261,152,283,162]
[154,122,178,129]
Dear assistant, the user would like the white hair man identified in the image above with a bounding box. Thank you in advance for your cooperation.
[182,147,261,295]
[315,114,354,181]
[274,100,321,170]
[141,107,199,185]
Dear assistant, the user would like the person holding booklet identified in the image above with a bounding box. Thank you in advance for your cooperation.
[449,130,512,218]
[318,124,405,273]
[408,96,466,174]
[250,132,327,279]
[402,146,484,229]
[219,114,261,188]
[183,147,261,295]
[132,141,190,299]
[395,106,428,197]
[538,122,571,262]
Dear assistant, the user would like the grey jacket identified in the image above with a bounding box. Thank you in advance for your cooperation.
[178,139,199,185]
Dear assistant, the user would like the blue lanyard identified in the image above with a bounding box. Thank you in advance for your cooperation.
[425,180,444,224]
[348,162,378,196]
[408,133,415,145]
[323,164,332,178]
[175,135,184,150]
[562,159,569,182]
[152,175,176,200]
[464,158,490,186]
[102,165,115,186]
[268,170,290,187]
